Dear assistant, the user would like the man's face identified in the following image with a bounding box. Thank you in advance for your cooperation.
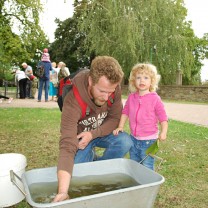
[89,76,118,106]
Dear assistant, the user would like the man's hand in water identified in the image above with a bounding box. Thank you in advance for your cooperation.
[53,192,70,202]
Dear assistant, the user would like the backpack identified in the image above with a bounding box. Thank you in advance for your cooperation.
[35,62,45,78]
[58,67,68,80]
[57,69,115,120]
[57,68,86,112]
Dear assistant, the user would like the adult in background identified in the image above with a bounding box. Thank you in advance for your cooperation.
[56,61,70,78]
[53,56,133,202]
[37,49,53,102]
[57,62,68,81]
[64,66,70,76]
[29,75,38,99]
[13,68,28,99]
[22,62,33,98]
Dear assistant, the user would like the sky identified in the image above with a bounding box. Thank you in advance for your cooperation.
[40,0,74,42]
[40,0,208,81]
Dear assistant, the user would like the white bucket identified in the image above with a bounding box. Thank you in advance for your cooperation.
[0,153,27,207]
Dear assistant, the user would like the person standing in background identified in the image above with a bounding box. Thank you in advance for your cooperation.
[56,61,69,77]
[58,62,69,81]
[22,62,33,98]
[37,49,53,102]
[64,66,70,76]
[13,68,28,99]
[49,62,58,101]
[29,75,38,99]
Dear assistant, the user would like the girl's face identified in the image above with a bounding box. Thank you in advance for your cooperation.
[135,72,151,94]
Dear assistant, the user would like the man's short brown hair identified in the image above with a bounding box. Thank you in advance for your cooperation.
[89,56,124,84]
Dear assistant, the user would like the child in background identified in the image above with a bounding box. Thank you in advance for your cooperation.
[49,62,58,101]
[41,48,50,62]
[113,63,168,170]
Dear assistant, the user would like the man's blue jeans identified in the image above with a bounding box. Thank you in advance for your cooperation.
[129,135,156,170]
[74,132,132,163]
[38,78,49,101]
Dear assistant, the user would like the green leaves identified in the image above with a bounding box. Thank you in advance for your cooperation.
[0,0,49,75]
[74,0,207,84]
[146,140,159,155]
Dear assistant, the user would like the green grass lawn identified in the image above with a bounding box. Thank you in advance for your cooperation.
[0,108,207,208]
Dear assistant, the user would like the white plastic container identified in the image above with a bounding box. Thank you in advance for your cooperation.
[0,153,27,207]
[22,158,165,208]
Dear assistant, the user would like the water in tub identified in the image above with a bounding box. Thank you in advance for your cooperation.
[29,173,140,203]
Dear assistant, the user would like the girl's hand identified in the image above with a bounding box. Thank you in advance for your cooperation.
[158,132,167,141]
[113,127,123,135]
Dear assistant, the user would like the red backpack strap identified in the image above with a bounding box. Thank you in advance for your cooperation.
[72,85,90,120]
[58,78,64,96]
[58,77,71,96]
[107,92,115,107]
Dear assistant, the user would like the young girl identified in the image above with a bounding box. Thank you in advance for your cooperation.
[49,62,58,101]
[41,48,51,62]
[113,63,168,170]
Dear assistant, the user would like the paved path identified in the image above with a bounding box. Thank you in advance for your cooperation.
[0,97,208,127]
[163,102,208,127]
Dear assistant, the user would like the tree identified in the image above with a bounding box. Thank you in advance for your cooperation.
[0,0,49,80]
[50,17,90,72]
[77,0,208,84]
[50,0,208,84]
[50,0,93,72]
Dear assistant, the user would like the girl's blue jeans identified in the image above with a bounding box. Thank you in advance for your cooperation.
[74,132,132,163]
[129,135,156,170]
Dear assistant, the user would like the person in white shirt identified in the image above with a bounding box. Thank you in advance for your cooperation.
[56,61,64,75]
[14,68,28,99]
[64,67,70,76]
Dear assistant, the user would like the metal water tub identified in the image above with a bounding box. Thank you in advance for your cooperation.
[22,158,164,208]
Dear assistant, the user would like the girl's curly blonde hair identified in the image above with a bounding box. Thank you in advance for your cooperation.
[128,63,161,92]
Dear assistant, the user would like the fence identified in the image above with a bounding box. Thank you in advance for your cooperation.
[0,80,19,98]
